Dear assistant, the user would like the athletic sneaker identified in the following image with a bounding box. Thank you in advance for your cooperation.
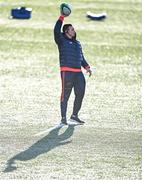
[70,115,85,124]
[61,117,68,125]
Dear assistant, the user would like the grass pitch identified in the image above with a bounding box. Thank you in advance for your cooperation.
[0,0,142,179]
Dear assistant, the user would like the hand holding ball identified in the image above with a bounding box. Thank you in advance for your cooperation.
[60,3,71,17]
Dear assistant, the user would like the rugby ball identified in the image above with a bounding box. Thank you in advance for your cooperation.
[60,3,71,16]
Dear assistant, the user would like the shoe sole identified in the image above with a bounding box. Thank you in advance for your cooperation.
[60,122,68,126]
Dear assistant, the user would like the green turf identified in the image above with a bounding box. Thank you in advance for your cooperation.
[0,0,142,179]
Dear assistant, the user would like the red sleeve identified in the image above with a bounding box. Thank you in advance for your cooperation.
[59,15,64,22]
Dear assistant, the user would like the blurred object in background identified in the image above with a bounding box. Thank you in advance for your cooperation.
[10,7,32,19]
[86,11,107,21]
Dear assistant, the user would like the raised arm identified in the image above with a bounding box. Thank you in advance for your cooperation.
[54,16,64,44]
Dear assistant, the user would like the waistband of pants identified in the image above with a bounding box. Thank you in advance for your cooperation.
[60,67,82,72]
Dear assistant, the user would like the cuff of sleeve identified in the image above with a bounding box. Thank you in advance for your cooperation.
[59,15,64,21]
[84,65,90,70]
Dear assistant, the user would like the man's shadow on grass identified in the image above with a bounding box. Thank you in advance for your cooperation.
[3,124,76,173]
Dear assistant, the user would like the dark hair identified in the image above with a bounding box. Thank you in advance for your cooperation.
[62,24,72,33]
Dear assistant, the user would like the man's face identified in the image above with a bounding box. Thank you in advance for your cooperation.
[66,26,76,39]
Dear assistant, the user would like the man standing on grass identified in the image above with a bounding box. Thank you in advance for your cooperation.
[54,12,92,125]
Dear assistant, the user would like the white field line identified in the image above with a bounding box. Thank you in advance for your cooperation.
[34,121,81,137]
[34,123,142,137]
[0,38,141,47]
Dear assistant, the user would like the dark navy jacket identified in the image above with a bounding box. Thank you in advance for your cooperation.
[54,18,90,70]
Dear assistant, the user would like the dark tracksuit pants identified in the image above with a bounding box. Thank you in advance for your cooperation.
[60,71,86,118]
